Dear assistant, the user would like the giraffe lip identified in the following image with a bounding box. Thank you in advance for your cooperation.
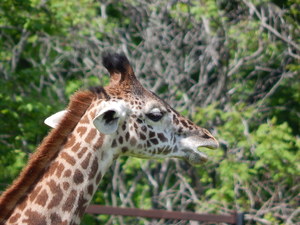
[182,148,208,165]
[194,150,208,162]
[198,140,219,150]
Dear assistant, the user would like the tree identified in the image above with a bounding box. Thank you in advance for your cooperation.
[0,0,299,224]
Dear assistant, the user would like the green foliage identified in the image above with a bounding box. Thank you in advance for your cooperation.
[193,104,299,218]
[65,76,103,97]
[0,0,299,224]
[253,119,300,181]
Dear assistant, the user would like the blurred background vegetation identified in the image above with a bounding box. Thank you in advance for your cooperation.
[0,0,299,224]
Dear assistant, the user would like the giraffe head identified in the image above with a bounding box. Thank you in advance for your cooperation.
[46,52,218,165]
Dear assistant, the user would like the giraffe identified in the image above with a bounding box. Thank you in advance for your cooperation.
[0,52,219,225]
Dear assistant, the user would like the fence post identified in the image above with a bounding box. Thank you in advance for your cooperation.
[236,213,245,225]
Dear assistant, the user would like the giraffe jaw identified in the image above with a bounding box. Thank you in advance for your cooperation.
[182,148,209,165]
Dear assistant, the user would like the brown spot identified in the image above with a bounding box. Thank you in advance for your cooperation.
[96,172,102,184]
[35,189,49,207]
[88,184,94,195]
[50,213,63,224]
[111,139,117,148]
[187,120,194,126]
[147,125,153,129]
[73,169,84,184]
[81,115,89,124]
[122,122,127,130]
[119,136,123,144]
[141,125,147,132]
[29,185,42,202]
[76,126,87,137]
[23,209,47,225]
[172,109,180,116]
[88,157,98,179]
[122,147,128,153]
[178,127,183,134]
[63,189,77,212]
[130,137,137,146]
[173,115,179,125]
[63,182,70,191]
[61,152,76,166]
[157,133,168,142]
[71,143,81,152]
[64,169,72,177]
[56,163,65,178]
[149,131,155,138]
[64,135,76,148]
[75,191,89,218]
[125,132,130,142]
[78,147,88,158]
[133,122,138,130]
[147,141,151,147]
[81,152,91,169]
[181,120,188,127]
[150,138,159,145]
[47,180,63,209]
[94,135,105,150]
[139,132,146,140]
[85,129,97,143]
[137,118,143,124]
[90,109,97,119]
[8,213,21,223]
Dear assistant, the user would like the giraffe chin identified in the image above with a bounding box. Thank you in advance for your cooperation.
[182,149,208,165]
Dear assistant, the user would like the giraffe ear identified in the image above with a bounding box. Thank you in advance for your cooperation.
[44,110,67,128]
[93,103,126,135]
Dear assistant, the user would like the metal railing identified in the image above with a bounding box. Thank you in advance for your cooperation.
[86,205,245,224]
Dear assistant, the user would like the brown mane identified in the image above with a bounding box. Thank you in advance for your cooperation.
[0,90,95,224]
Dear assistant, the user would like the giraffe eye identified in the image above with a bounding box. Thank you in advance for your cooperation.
[146,111,164,122]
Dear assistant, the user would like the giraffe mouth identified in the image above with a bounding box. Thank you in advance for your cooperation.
[179,135,218,165]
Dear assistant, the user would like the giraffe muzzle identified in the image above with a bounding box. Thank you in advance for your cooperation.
[179,134,219,165]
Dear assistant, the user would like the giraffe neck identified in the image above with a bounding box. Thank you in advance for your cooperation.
[6,106,119,225]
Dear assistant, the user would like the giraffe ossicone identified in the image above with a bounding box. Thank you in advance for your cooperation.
[0,52,218,225]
